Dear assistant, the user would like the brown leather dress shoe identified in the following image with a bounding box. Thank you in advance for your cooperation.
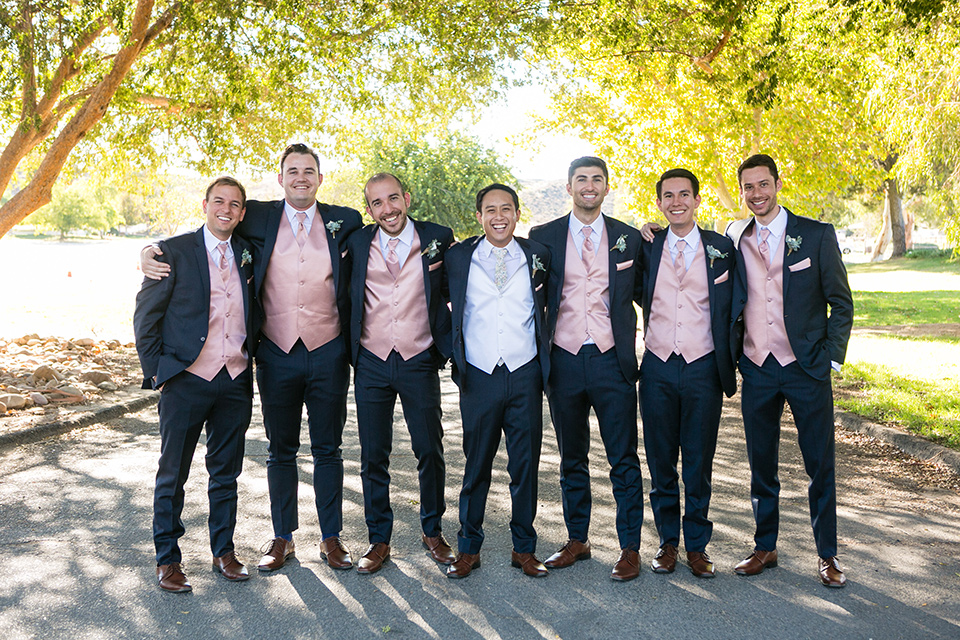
[686,551,715,578]
[212,551,250,581]
[511,551,548,577]
[258,537,295,572]
[544,539,591,568]
[611,549,640,582]
[422,534,456,565]
[357,543,390,574]
[818,556,847,588]
[320,536,353,570]
[446,553,481,579]
[734,549,778,576]
[157,562,192,593]
[651,544,678,573]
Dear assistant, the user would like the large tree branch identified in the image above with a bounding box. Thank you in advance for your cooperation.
[18,2,37,122]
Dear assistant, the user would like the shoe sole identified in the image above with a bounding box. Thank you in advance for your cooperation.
[446,561,481,579]
[610,573,639,582]
[213,566,251,581]
[322,556,353,570]
[257,553,294,572]
[544,552,591,569]
[651,565,676,574]
[158,584,192,593]
[357,555,390,575]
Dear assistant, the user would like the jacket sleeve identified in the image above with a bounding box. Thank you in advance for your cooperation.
[820,224,854,364]
[133,243,175,389]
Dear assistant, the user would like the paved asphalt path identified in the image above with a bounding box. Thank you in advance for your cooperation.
[1,370,958,639]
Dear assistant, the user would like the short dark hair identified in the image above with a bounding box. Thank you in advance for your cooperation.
[568,156,609,182]
[476,183,520,212]
[737,153,779,184]
[205,176,246,203]
[363,172,407,206]
[656,168,700,199]
[280,143,321,172]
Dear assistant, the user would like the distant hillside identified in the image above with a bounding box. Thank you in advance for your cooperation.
[516,179,622,234]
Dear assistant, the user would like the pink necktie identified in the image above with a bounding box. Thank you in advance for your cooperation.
[759,227,771,268]
[295,212,307,249]
[675,239,687,280]
[582,227,594,270]
[386,237,400,279]
[217,242,230,285]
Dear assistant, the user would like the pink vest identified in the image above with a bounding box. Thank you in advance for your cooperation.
[261,215,340,353]
[554,225,616,354]
[645,241,714,363]
[360,230,434,361]
[186,250,248,381]
[742,225,796,367]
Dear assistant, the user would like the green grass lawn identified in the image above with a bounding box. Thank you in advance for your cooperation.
[846,250,959,275]
[853,290,960,326]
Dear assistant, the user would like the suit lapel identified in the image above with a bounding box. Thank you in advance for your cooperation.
[414,219,433,308]
[782,209,799,295]
[454,237,483,361]
[603,215,618,309]
[647,231,667,312]
[230,236,250,318]
[317,202,341,287]
[259,202,284,293]
[701,228,717,315]
[193,229,212,312]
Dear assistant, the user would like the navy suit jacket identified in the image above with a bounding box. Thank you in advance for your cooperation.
[236,200,362,356]
[134,227,257,390]
[446,236,551,391]
[640,228,737,397]
[727,207,853,381]
[529,214,644,383]
[345,218,454,366]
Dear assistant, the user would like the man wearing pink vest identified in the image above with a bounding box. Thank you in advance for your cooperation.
[529,157,646,581]
[141,144,363,572]
[726,154,853,588]
[639,169,737,579]
[135,177,258,592]
[345,173,456,574]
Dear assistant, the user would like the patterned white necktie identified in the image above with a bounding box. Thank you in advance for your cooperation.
[493,247,508,290]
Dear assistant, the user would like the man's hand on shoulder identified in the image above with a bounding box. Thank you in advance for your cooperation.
[140,244,171,280]
[640,222,662,243]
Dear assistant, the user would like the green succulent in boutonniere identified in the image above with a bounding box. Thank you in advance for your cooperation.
[326,219,343,237]
[705,245,728,268]
[611,234,627,253]
[785,234,802,255]
[531,254,544,276]
[421,238,440,258]
[240,249,253,267]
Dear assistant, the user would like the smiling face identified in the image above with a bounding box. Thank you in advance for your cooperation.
[477,188,519,248]
[739,165,782,225]
[567,166,609,222]
[657,177,700,237]
[364,175,410,237]
[203,184,246,241]
[278,152,322,210]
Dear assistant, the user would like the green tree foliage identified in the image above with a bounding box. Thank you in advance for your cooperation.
[28,185,119,239]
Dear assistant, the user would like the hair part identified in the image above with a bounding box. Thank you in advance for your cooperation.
[656,168,700,199]
[568,156,609,182]
[737,153,779,184]
[476,183,520,212]
[205,176,246,203]
[280,142,321,173]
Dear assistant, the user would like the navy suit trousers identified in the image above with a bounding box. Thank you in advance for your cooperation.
[640,351,722,552]
[256,335,349,538]
[458,359,543,554]
[547,345,644,550]
[154,367,251,564]
[740,354,838,558]
[355,346,445,544]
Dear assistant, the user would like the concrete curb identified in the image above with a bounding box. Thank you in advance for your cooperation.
[836,410,960,476]
[0,391,159,451]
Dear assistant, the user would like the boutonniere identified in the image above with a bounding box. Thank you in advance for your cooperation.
[240,249,253,267]
[421,238,440,258]
[326,219,343,237]
[531,254,544,276]
[611,234,627,253]
[786,235,802,255]
[705,245,728,268]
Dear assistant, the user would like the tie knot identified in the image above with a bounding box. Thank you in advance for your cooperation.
[759,227,770,242]
[295,212,307,224]
[676,239,687,252]
[388,237,400,250]
[582,227,592,239]
[493,246,507,258]
[217,242,228,256]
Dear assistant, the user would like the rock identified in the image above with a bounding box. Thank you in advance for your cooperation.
[57,385,85,397]
[5,386,21,394]
[73,338,95,347]
[0,401,5,413]
[26,339,41,346]
[97,381,118,391]
[23,396,34,408]
[30,392,49,406]
[80,371,112,385]
[0,393,26,410]
[34,365,60,382]
[106,340,121,350]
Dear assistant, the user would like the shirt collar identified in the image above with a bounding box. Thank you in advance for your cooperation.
[758,206,787,238]
[284,200,317,222]
[478,236,519,259]
[378,218,414,251]
[667,226,701,251]
[201,225,232,257]
[568,212,605,239]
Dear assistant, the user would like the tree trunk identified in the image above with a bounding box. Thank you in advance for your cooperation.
[886,177,906,257]
[870,201,891,262]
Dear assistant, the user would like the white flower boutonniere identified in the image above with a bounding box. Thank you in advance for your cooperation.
[240,249,253,267]
[611,234,627,253]
[705,245,728,268]
[421,238,440,258]
[531,254,545,276]
[786,234,802,255]
[326,219,343,237]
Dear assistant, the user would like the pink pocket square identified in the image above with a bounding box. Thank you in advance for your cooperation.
[428,260,443,271]
[616,259,634,271]
[535,283,544,292]
[713,270,729,284]
[341,250,348,258]
[788,257,811,272]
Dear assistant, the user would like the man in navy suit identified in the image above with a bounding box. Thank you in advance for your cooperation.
[345,173,456,574]
[638,169,737,579]
[529,157,646,581]
[134,177,257,592]
[726,154,853,587]
[142,144,362,572]
[445,184,552,579]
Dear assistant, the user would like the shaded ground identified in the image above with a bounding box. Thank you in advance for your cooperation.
[852,323,960,340]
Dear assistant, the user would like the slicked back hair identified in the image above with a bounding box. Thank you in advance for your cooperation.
[568,156,609,182]
[280,142,321,173]
[656,168,700,199]
[737,153,779,184]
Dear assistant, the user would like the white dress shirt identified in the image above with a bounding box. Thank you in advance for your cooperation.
[568,213,606,260]
[283,201,318,235]
[377,219,415,268]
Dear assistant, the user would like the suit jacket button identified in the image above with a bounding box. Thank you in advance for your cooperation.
[200,337,205,342]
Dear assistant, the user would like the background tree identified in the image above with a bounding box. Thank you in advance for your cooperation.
[28,185,119,239]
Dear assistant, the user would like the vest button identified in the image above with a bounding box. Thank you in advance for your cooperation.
[299,304,304,309]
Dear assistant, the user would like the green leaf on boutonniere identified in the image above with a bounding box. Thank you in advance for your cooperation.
[240,249,253,267]
[786,234,802,255]
[611,234,627,253]
[326,219,343,237]
[705,244,728,268]
[421,238,440,258]
[531,254,544,275]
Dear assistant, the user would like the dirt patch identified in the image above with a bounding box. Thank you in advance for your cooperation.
[852,323,960,339]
